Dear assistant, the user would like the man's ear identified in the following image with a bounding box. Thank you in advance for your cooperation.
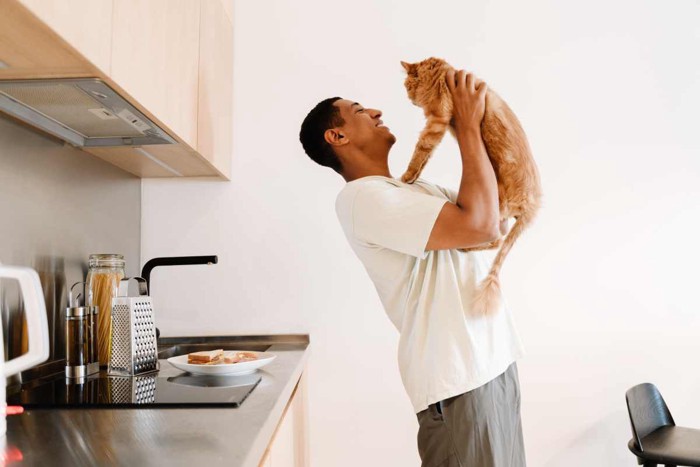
[324,128,348,147]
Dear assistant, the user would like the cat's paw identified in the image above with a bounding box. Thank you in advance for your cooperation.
[458,237,503,253]
[401,172,418,184]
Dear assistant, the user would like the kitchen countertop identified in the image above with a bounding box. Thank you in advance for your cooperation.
[6,335,310,467]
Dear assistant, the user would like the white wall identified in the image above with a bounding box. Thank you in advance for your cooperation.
[142,0,700,465]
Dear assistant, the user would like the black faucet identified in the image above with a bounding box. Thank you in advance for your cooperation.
[141,255,218,296]
[141,255,218,340]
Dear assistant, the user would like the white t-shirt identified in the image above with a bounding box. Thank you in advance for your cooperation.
[335,175,525,413]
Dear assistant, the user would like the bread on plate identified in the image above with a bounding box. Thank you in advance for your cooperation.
[187,349,224,364]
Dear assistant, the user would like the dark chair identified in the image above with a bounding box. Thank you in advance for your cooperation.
[626,383,700,467]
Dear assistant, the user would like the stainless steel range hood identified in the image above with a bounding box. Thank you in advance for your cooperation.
[0,78,176,147]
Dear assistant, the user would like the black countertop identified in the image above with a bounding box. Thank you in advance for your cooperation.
[5,335,310,467]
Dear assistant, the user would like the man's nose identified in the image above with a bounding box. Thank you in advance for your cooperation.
[369,109,382,119]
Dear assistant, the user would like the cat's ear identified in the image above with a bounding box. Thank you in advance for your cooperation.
[400,61,412,72]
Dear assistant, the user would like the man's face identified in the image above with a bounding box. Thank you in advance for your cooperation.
[333,99,396,152]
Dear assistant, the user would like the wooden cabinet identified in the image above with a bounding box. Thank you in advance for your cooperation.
[111,0,200,150]
[197,0,233,178]
[0,0,233,180]
[259,371,310,467]
[0,1,97,78]
[17,0,113,74]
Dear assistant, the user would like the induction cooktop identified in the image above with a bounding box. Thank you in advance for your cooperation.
[7,359,262,409]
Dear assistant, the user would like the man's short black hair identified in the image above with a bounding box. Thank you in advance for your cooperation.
[299,97,345,175]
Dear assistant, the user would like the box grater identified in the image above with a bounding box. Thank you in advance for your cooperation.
[108,277,158,376]
[108,375,157,404]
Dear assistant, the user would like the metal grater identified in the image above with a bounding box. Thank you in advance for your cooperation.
[108,375,157,404]
[108,277,158,376]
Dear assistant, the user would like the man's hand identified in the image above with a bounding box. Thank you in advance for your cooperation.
[445,69,487,135]
[445,68,499,242]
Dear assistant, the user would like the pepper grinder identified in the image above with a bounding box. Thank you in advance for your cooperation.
[65,282,99,378]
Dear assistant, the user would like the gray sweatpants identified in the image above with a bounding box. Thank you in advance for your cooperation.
[416,362,526,467]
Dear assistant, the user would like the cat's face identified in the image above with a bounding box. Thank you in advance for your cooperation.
[401,57,450,107]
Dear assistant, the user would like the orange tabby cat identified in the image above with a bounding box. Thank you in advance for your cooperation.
[401,57,542,315]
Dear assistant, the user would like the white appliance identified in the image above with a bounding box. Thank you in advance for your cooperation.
[0,264,49,436]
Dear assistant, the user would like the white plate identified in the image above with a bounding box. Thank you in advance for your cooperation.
[167,351,276,376]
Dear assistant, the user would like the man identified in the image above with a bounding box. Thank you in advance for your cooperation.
[299,70,526,466]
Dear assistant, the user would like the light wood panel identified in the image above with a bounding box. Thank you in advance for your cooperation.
[272,397,296,466]
[293,370,310,466]
[142,143,221,177]
[95,75,225,179]
[220,0,234,26]
[0,0,231,180]
[259,451,272,467]
[198,0,233,179]
[18,0,114,74]
[0,1,98,79]
[84,146,174,178]
[258,370,310,467]
[111,0,200,149]
[85,143,221,178]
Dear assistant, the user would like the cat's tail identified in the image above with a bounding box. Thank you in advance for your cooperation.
[472,208,536,316]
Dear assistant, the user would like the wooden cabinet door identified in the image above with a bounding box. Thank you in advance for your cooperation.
[269,398,297,467]
[110,0,200,148]
[18,0,113,73]
[197,0,233,178]
[260,371,310,467]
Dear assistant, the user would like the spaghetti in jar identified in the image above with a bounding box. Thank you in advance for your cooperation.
[86,254,125,367]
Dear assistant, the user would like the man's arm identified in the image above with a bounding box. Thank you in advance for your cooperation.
[425,70,500,251]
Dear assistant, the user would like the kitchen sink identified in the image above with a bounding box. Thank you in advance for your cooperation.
[157,343,272,359]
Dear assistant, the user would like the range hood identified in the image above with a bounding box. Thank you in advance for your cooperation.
[0,78,176,147]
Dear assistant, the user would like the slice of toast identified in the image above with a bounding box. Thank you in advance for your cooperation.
[188,349,224,364]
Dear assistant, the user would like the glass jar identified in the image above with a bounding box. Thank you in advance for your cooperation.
[86,254,125,367]
[65,306,88,374]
